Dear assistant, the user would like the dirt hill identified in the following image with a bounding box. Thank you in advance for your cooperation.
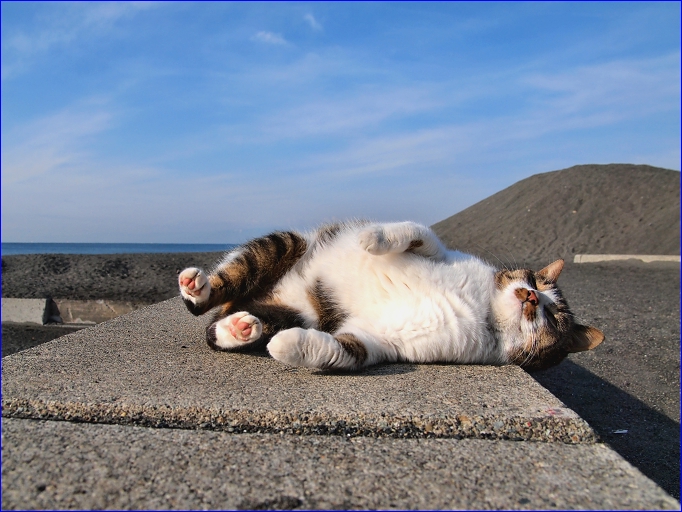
[431,164,680,266]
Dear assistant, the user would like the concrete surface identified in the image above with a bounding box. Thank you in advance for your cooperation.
[3,418,678,510]
[529,260,680,499]
[1,298,47,324]
[2,298,594,443]
[1,297,143,325]
[54,299,140,324]
[1,323,85,358]
[573,254,681,263]
[2,297,679,509]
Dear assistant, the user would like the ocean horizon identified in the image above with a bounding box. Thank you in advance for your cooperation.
[1,242,238,256]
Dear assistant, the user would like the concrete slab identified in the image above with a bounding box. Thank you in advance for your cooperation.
[1,297,144,326]
[3,418,678,510]
[54,299,139,324]
[1,298,47,324]
[2,298,595,442]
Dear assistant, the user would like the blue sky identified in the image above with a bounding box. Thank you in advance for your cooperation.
[1,2,680,243]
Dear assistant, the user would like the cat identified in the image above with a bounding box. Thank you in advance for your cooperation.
[178,220,604,371]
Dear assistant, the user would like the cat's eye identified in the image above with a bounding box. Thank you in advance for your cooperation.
[544,304,558,328]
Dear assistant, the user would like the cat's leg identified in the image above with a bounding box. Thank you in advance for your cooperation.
[207,301,306,352]
[207,312,263,351]
[358,221,447,261]
[178,231,307,316]
[267,326,396,371]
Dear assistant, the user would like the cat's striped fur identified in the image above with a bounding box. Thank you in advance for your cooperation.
[179,220,604,371]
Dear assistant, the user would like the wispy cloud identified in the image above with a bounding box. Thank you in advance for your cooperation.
[1,101,114,185]
[255,86,443,140]
[1,2,157,80]
[523,53,680,117]
[252,31,288,45]
[517,53,681,138]
[304,13,323,31]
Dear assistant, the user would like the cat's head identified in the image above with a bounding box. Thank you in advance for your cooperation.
[492,259,604,371]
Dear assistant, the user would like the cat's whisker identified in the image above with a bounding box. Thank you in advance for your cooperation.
[474,243,509,271]
[505,248,519,271]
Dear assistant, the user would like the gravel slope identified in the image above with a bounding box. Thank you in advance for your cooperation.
[431,164,680,265]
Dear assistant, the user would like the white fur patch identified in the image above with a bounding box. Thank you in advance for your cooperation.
[268,328,358,370]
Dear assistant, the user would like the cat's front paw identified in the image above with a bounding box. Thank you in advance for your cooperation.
[178,267,210,304]
[209,312,263,350]
[358,226,390,255]
[226,312,263,343]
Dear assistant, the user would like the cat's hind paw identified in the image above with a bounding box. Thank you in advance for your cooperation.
[208,312,263,350]
[358,226,392,255]
[268,328,360,370]
[179,267,210,304]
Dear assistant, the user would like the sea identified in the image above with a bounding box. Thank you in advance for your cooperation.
[1,243,237,256]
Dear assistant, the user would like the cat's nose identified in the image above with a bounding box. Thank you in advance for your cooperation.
[514,287,539,305]
[527,289,539,306]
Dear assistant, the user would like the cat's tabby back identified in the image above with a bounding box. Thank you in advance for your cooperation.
[179,221,603,371]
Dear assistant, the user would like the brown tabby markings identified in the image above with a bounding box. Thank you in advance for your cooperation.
[307,279,348,333]
[494,268,536,291]
[218,231,307,298]
[333,333,368,367]
[316,223,343,246]
[407,239,424,250]
[183,231,306,320]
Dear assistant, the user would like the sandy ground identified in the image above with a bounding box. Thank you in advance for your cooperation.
[1,250,679,499]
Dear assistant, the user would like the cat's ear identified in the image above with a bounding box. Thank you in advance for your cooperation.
[567,324,604,353]
[537,259,564,283]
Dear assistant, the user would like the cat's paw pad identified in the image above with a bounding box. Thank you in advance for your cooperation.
[226,312,262,343]
[358,227,390,255]
[211,312,263,349]
[178,267,210,304]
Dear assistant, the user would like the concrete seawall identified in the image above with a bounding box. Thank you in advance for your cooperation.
[1,298,146,325]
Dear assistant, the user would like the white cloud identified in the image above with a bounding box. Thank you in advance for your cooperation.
[252,31,288,45]
[522,53,680,122]
[1,102,114,185]
[1,2,158,81]
[304,13,323,31]
[255,86,443,140]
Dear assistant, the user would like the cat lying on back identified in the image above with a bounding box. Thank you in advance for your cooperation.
[178,220,604,371]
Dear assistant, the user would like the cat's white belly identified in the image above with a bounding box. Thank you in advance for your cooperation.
[279,243,503,364]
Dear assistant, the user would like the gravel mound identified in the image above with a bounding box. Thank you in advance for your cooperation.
[431,164,680,266]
